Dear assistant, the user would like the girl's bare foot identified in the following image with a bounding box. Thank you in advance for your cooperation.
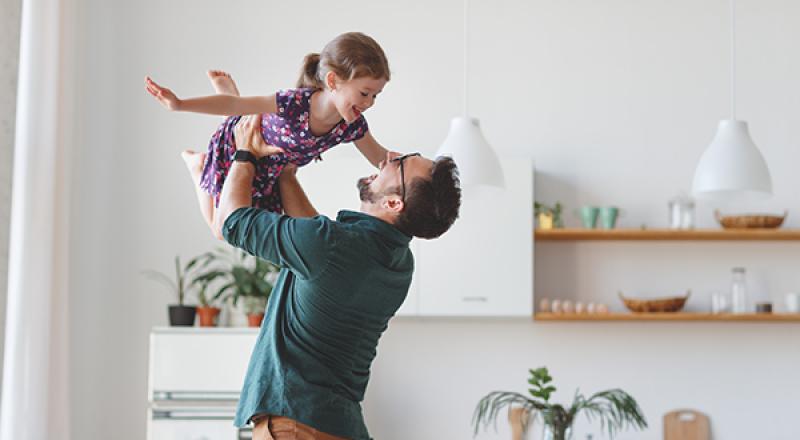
[181,149,206,186]
[207,70,240,96]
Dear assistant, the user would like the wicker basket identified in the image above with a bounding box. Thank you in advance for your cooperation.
[618,291,690,313]
[715,210,787,229]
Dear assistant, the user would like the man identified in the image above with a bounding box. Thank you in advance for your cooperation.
[215,115,461,440]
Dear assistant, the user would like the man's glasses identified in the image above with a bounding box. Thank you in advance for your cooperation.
[389,152,421,203]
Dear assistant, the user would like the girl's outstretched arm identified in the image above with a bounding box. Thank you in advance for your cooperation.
[145,76,278,116]
[353,131,390,168]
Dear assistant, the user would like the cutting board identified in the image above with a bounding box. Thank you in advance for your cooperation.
[664,409,710,440]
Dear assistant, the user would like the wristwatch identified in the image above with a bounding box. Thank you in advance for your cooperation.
[232,149,258,167]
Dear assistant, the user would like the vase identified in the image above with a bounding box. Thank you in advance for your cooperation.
[542,425,572,440]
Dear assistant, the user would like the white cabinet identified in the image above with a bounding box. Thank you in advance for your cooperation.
[295,150,534,317]
[410,156,533,316]
[147,327,258,440]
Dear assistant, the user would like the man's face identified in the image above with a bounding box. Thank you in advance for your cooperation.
[357,152,434,206]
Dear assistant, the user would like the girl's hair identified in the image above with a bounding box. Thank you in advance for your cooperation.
[296,32,390,89]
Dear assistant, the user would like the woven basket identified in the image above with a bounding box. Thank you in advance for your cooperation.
[618,291,690,313]
[715,210,787,229]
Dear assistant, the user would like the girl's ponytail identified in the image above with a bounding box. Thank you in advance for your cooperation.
[296,53,323,89]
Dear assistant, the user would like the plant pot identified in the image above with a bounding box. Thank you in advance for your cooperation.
[538,213,554,230]
[168,305,197,327]
[196,306,221,327]
[542,425,572,440]
[247,313,265,327]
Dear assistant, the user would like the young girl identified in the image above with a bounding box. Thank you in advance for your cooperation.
[144,32,391,231]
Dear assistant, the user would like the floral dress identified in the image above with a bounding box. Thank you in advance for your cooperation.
[199,88,369,213]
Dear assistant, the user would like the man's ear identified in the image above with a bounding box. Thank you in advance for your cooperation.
[383,196,404,214]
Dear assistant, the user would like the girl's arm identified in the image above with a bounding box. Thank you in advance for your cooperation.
[353,131,390,168]
[145,76,277,116]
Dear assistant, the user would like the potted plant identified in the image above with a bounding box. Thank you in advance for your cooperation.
[473,367,647,440]
[143,255,201,326]
[535,202,564,229]
[193,276,222,327]
[194,248,279,327]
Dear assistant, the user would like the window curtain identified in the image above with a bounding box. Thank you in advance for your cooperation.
[0,0,72,438]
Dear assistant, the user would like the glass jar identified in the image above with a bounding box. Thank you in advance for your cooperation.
[731,267,748,314]
[668,194,695,229]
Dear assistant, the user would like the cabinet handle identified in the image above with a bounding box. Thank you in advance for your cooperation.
[462,296,488,302]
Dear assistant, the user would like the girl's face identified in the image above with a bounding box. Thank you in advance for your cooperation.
[330,75,388,123]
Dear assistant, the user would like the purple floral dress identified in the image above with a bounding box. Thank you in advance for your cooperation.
[199,88,369,213]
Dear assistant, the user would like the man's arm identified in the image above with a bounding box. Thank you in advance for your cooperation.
[279,165,319,218]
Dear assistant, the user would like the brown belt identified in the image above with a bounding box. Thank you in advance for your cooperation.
[251,414,349,440]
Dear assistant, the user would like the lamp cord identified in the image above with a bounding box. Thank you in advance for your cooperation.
[463,0,469,117]
[730,0,736,121]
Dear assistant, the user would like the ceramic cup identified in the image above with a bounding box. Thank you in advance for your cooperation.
[579,206,599,229]
[599,206,620,229]
[786,292,800,313]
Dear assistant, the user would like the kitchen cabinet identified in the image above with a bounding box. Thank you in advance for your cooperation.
[300,149,534,317]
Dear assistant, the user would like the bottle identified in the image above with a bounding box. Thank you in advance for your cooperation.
[731,267,748,314]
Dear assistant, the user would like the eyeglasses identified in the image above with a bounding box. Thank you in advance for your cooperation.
[389,152,421,203]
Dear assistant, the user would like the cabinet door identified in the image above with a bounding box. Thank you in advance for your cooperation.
[149,330,257,395]
[298,148,419,317]
[415,157,533,316]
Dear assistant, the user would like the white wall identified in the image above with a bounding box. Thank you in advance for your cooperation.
[64,0,800,439]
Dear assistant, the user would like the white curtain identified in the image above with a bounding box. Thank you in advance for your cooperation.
[1,0,72,438]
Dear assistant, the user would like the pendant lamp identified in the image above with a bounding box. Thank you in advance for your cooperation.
[436,0,505,188]
[692,0,772,200]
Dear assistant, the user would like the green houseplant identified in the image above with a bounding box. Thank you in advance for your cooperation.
[473,367,647,440]
[193,248,280,327]
[534,202,564,229]
[143,255,204,326]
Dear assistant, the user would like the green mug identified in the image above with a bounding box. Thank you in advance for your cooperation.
[579,206,599,229]
[599,206,620,229]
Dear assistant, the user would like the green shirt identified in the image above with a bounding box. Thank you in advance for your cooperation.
[224,208,413,440]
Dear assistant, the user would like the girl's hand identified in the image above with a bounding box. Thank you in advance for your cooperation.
[145,76,182,111]
[233,115,285,158]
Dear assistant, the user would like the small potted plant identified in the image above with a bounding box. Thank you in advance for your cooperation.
[194,248,279,327]
[143,255,201,326]
[535,202,564,229]
[193,276,222,327]
[473,367,647,440]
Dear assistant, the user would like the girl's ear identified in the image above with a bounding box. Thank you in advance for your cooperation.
[325,71,339,91]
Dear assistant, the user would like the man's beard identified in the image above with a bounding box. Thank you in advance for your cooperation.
[357,176,378,203]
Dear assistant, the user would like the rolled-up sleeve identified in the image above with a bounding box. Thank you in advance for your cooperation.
[222,207,333,280]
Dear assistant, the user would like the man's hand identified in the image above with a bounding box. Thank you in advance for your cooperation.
[145,76,182,111]
[233,115,285,157]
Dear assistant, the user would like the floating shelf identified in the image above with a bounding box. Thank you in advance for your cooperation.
[534,228,800,241]
[534,312,800,322]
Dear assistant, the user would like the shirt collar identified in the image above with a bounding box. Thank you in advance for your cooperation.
[336,210,412,246]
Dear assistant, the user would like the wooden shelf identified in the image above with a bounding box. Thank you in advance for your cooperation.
[534,228,800,241]
[534,312,800,322]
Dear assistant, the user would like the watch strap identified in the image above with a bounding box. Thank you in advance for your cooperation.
[232,149,258,167]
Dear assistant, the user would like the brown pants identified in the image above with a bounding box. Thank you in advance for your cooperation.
[251,415,349,440]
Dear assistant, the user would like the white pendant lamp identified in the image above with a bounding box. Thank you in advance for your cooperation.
[692,0,772,200]
[436,0,505,188]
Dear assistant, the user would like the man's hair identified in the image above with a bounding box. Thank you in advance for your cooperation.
[394,157,461,239]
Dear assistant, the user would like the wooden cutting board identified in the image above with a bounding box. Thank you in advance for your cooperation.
[664,409,710,440]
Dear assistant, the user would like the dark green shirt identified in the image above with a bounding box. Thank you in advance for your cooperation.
[224,208,413,440]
